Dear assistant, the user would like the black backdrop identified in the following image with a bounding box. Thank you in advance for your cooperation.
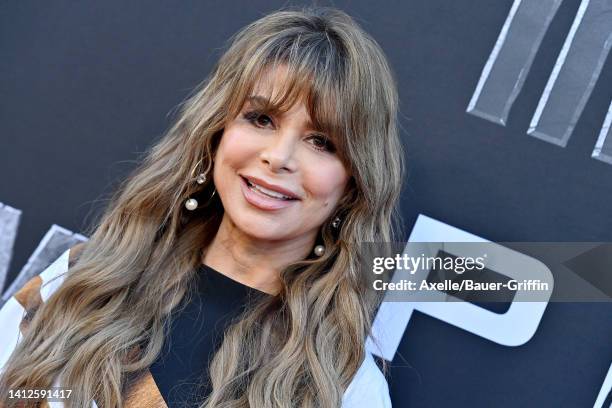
[1,1,611,407]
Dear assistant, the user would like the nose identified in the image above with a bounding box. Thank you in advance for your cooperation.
[259,130,298,173]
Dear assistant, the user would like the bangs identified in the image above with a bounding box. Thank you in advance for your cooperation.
[225,29,352,165]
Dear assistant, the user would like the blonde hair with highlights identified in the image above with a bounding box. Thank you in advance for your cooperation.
[0,7,404,408]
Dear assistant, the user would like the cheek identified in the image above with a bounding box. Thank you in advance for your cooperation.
[304,161,349,205]
[216,126,258,168]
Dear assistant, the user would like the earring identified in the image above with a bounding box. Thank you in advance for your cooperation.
[185,198,198,211]
[313,244,325,257]
[184,159,213,211]
[331,216,342,229]
[196,173,207,184]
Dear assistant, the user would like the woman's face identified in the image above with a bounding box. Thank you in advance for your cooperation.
[213,69,350,245]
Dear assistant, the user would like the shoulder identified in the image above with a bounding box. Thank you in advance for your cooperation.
[342,351,392,408]
[0,246,76,373]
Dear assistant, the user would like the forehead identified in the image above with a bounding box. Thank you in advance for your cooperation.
[247,70,305,115]
[251,65,298,99]
[247,66,309,114]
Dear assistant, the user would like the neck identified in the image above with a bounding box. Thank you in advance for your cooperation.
[203,214,316,295]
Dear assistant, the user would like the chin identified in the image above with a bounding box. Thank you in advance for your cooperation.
[233,214,289,241]
[244,228,289,243]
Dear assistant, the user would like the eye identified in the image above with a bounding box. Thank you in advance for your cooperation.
[307,134,336,153]
[243,111,275,128]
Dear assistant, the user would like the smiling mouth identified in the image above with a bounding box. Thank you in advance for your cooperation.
[242,177,298,201]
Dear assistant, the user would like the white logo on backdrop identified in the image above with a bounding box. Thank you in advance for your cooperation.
[366,214,553,360]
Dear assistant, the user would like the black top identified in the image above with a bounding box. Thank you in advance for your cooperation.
[149,264,268,408]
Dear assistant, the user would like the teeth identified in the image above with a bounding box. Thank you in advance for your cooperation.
[247,180,292,200]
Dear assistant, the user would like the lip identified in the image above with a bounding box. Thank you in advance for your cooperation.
[240,176,299,211]
[240,175,301,199]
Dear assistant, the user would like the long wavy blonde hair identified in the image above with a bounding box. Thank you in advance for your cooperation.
[0,7,403,408]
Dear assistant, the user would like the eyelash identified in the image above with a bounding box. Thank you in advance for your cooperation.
[242,111,336,153]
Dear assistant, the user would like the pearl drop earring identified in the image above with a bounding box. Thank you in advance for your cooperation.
[184,198,199,211]
[184,159,212,211]
[314,245,325,257]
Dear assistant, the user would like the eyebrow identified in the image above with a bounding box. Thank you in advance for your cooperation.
[245,94,330,135]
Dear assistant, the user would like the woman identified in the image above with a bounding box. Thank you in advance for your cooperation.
[0,7,403,408]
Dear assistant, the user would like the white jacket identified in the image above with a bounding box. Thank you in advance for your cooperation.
[0,249,392,407]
